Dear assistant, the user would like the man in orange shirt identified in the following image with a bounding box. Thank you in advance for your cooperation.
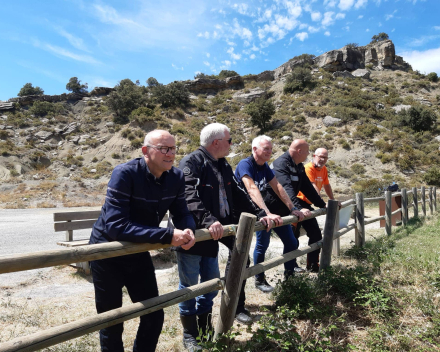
[295,148,339,272]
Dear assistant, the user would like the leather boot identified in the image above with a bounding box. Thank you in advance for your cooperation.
[180,314,202,351]
[197,309,213,342]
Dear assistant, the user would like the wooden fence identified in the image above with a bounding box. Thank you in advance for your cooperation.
[0,186,437,352]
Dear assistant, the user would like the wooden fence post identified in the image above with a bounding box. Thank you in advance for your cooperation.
[429,187,433,215]
[401,188,408,226]
[319,200,339,271]
[332,207,340,256]
[355,193,365,248]
[421,186,426,217]
[215,213,256,339]
[413,187,418,218]
[434,187,437,212]
[385,190,392,236]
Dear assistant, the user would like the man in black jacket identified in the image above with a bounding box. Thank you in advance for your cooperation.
[265,139,326,273]
[177,123,271,351]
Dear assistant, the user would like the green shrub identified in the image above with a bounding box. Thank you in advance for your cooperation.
[370,32,389,44]
[283,67,313,94]
[423,166,440,186]
[398,106,437,132]
[427,72,438,83]
[353,123,379,139]
[351,163,366,175]
[66,77,88,93]
[18,83,44,96]
[130,138,143,148]
[107,79,146,123]
[130,106,155,124]
[111,153,120,159]
[245,97,275,132]
[352,178,387,196]
[29,101,64,117]
[338,138,350,150]
[151,81,190,108]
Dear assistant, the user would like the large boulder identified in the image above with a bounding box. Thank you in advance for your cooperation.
[333,71,354,78]
[274,57,314,80]
[34,131,53,141]
[391,104,411,113]
[352,69,371,79]
[322,115,342,127]
[232,88,267,103]
[185,76,244,95]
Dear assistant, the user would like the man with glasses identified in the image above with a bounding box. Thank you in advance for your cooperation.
[295,148,339,271]
[265,139,327,273]
[235,135,305,293]
[177,123,272,351]
[89,130,196,352]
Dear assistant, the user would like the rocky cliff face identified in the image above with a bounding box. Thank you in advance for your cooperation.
[184,76,244,95]
[274,57,315,79]
[314,40,409,72]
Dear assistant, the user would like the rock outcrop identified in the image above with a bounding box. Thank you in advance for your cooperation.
[9,93,89,105]
[185,76,244,95]
[243,70,275,82]
[314,40,407,73]
[232,88,267,103]
[274,57,315,79]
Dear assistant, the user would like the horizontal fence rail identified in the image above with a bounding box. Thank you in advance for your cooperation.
[0,187,438,352]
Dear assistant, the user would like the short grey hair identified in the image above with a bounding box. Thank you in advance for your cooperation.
[252,135,272,149]
[200,123,230,147]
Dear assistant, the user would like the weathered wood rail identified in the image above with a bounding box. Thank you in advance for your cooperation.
[0,186,437,352]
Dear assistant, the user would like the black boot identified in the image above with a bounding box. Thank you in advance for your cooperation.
[180,314,202,351]
[197,309,213,342]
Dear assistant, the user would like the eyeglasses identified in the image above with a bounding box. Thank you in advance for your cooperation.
[218,138,233,144]
[147,145,179,155]
[314,155,328,160]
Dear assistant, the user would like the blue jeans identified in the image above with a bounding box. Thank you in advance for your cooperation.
[176,252,220,316]
[254,224,299,280]
[90,252,163,352]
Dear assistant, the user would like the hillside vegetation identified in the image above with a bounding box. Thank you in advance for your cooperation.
[1,40,440,209]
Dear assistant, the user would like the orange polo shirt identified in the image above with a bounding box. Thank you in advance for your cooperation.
[296,162,330,205]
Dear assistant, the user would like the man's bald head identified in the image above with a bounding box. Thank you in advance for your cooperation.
[289,139,309,164]
[144,129,174,146]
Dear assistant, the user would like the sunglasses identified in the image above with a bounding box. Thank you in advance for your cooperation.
[218,138,233,144]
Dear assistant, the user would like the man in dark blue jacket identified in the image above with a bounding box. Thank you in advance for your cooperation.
[90,130,196,352]
[177,123,272,351]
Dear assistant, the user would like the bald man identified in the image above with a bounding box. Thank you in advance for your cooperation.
[264,139,326,273]
[89,130,196,352]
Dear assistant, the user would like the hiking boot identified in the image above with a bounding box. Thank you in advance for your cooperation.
[255,277,274,293]
[307,262,320,273]
[180,314,202,351]
[235,308,253,325]
[293,266,306,274]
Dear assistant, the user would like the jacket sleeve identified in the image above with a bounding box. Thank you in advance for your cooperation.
[231,173,267,221]
[103,166,174,244]
[169,173,197,233]
[272,160,302,209]
[300,175,326,208]
[179,157,218,229]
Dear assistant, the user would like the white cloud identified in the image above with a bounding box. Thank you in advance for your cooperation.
[355,0,368,8]
[54,26,90,52]
[324,0,337,7]
[358,15,364,19]
[275,15,298,30]
[251,44,259,51]
[221,60,232,69]
[258,23,287,40]
[435,26,440,30]
[299,23,308,30]
[407,35,440,47]
[343,26,350,31]
[171,63,183,70]
[366,28,370,32]
[232,3,251,16]
[295,32,309,41]
[232,18,253,40]
[206,53,210,58]
[308,26,320,33]
[335,13,346,20]
[339,0,355,11]
[250,54,256,59]
[324,31,331,36]
[227,46,241,60]
[197,31,210,39]
[257,8,272,22]
[203,61,210,66]
[322,12,334,26]
[32,39,101,64]
[385,10,397,21]
[399,47,440,74]
[311,12,322,21]
[227,40,237,46]
[285,1,302,18]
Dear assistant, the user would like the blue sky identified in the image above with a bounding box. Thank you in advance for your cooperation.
[1,0,439,101]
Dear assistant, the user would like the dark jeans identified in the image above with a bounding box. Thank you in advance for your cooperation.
[90,252,164,352]
[220,236,248,313]
[294,203,322,265]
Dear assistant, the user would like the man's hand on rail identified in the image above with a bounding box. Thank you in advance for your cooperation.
[261,213,283,230]
[172,229,195,250]
[300,208,312,217]
[291,209,304,221]
[208,221,224,240]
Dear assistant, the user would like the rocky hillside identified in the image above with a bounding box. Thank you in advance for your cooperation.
[1,39,439,209]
